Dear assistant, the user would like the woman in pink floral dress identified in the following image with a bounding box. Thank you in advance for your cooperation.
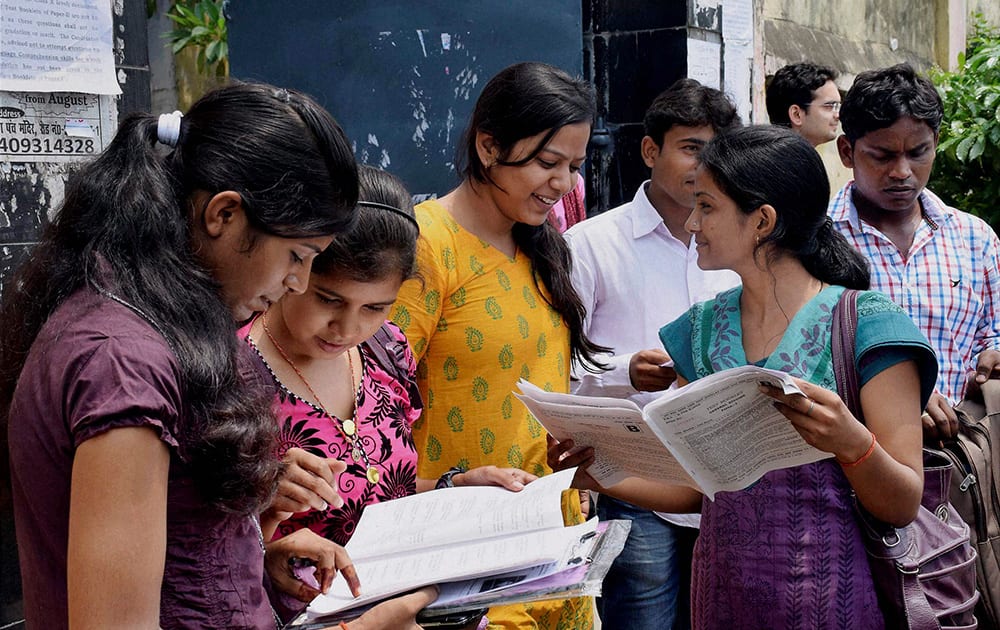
[243,167,534,558]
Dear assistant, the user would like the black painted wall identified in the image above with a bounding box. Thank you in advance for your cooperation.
[583,0,690,214]
[229,1,699,217]
[228,0,584,202]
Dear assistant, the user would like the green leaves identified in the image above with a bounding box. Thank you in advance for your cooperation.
[165,0,228,77]
[930,14,1000,229]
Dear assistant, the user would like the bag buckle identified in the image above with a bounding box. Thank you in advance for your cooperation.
[958,473,976,492]
[881,530,903,547]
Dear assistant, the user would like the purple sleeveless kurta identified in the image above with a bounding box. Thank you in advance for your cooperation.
[692,462,882,628]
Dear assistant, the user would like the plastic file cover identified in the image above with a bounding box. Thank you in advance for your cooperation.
[285,519,631,628]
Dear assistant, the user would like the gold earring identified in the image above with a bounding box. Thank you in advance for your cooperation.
[755,235,760,246]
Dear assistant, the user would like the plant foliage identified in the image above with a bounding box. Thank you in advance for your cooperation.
[165,0,228,78]
[930,15,1000,229]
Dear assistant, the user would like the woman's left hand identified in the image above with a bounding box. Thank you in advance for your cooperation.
[760,377,874,463]
[264,528,360,603]
[453,466,537,491]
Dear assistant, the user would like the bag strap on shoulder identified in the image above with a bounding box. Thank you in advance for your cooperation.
[831,289,862,420]
[363,322,424,412]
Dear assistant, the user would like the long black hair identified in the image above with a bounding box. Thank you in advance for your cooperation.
[698,125,870,289]
[458,61,608,371]
[313,165,419,284]
[0,82,359,514]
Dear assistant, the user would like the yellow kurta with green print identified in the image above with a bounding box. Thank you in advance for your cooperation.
[392,199,592,630]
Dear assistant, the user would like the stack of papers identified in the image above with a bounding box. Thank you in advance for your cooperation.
[295,468,627,624]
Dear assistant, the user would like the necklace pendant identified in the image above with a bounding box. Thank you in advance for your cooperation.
[342,419,357,436]
[352,447,363,463]
[366,467,380,485]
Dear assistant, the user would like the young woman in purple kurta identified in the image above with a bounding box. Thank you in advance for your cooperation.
[1,84,447,630]
[1,83,367,629]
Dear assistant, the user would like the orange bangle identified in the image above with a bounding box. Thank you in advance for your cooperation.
[340,623,350,630]
[839,432,877,467]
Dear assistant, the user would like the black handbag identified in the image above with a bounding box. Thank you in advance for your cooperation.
[832,289,979,630]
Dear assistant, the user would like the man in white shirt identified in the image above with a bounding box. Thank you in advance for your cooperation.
[565,79,740,630]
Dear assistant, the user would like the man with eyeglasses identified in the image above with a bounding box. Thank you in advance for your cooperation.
[766,61,841,147]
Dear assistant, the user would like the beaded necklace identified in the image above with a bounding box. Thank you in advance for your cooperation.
[260,312,380,485]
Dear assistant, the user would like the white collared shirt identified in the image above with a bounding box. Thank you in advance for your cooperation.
[565,182,740,526]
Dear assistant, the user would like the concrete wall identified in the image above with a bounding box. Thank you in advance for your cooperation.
[970,0,1000,29]
[762,0,940,80]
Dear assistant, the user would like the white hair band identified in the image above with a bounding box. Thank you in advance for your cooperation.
[157,110,183,147]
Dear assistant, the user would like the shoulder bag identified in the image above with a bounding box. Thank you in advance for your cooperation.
[831,289,979,630]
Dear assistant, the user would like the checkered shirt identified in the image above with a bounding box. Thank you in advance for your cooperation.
[829,182,1000,404]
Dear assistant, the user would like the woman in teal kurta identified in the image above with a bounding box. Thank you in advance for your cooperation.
[660,284,934,629]
[550,126,935,629]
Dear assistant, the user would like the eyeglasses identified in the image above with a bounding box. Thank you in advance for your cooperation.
[818,101,842,113]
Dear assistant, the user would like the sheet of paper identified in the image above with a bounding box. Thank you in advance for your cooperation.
[687,38,721,89]
[721,0,754,123]
[642,366,832,498]
[345,467,575,561]
[515,392,698,488]
[307,520,598,618]
[516,379,639,412]
[722,0,753,43]
[1,0,120,94]
[517,368,832,497]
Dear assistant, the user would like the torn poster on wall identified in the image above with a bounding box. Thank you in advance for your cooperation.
[0,0,120,95]
[0,91,115,162]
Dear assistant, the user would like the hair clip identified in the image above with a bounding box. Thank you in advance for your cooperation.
[156,111,183,147]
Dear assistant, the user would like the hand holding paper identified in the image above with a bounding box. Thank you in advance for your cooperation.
[628,349,677,392]
[518,365,832,499]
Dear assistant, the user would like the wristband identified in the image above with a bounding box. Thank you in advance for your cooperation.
[839,432,877,467]
[435,465,467,489]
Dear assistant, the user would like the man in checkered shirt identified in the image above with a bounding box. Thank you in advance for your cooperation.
[829,63,1000,439]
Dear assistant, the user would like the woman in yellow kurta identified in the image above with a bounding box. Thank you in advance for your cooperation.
[392,62,607,630]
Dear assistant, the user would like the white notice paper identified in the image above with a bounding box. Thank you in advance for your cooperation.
[0,0,121,94]
[686,38,721,89]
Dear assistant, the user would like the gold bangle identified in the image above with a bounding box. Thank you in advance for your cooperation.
[839,432,877,468]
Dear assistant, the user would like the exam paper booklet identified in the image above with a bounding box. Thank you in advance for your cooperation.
[516,365,834,499]
[298,468,623,623]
